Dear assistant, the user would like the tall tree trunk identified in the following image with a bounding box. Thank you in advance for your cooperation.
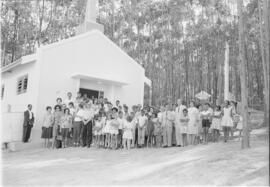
[11,8,19,63]
[37,0,45,46]
[184,44,189,103]
[217,48,223,105]
[237,0,250,149]
[259,0,269,126]
[262,0,269,126]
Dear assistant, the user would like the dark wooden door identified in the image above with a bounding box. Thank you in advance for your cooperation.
[79,88,99,99]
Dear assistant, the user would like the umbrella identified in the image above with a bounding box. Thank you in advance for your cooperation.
[195,91,211,100]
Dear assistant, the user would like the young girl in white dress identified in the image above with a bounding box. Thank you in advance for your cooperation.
[110,112,119,149]
[103,114,112,148]
[94,115,104,148]
[212,105,222,142]
[122,115,134,150]
[187,101,199,145]
[221,101,234,142]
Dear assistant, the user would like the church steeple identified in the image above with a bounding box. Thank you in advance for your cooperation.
[85,0,97,23]
[76,0,104,35]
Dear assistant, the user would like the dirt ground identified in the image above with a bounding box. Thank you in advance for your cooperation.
[2,127,268,186]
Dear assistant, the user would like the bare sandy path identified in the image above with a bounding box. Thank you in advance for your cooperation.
[2,128,268,186]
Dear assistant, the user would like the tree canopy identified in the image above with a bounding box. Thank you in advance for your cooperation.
[1,0,269,115]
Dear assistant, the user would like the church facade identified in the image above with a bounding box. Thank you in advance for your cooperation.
[1,0,151,143]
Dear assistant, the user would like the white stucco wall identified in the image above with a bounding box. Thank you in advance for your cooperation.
[1,62,39,112]
[35,30,145,122]
[1,62,40,142]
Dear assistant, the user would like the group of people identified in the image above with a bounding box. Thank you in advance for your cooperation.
[37,91,244,150]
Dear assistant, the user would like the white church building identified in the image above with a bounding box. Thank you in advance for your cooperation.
[1,0,151,143]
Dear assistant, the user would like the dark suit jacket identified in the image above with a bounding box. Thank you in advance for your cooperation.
[23,110,35,127]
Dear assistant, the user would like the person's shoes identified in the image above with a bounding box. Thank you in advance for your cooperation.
[87,145,90,148]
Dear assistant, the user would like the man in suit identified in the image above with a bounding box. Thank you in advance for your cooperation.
[161,103,175,147]
[22,104,34,143]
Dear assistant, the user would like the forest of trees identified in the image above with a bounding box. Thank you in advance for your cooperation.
[1,0,269,128]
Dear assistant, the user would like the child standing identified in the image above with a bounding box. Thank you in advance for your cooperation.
[103,114,112,148]
[122,115,134,150]
[180,109,189,147]
[68,102,76,146]
[41,106,54,148]
[117,111,125,149]
[94,115,104,148]
[60,108,72,148]
[212,105,222,142]
[153,113,161,147]
[110,113,119,149]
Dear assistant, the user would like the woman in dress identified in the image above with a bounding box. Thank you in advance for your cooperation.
[211,105,222,142]
[221,101,234,142]
[52,105,63,149]
[41,106,54,148]
[187,101,199,145]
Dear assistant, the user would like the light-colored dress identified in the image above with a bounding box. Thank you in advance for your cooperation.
[180,116,189,134]
[212,111,222,130]
[94,120,103,135]
[123,120,133,140]
[103,120,111,134]
[100,117,106,134]
[187,107,199,135]
[221,107,233,127]
[110,119,119,135]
